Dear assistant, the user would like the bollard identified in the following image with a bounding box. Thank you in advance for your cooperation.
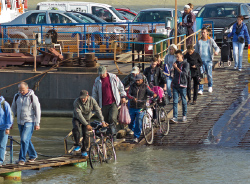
[11,42,19,53]
[63,52,73,67]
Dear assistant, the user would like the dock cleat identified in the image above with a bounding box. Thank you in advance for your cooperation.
[73,146,81,152]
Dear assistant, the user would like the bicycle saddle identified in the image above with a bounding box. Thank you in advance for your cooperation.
[99,127,108,134]
[90,121,102,129]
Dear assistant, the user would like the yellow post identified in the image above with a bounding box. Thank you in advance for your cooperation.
[174,0,178,44]
[154,44,157,56]
[114,41,117,62]
[184,35,186,51]
[160,42,163,58]
[33,40,37,72]
[77,34,79,58]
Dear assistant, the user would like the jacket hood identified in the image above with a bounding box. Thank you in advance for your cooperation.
[0,96,5,103]
[18,89,35,97]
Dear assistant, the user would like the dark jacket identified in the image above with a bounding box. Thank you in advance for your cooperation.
[127,83,155,109]
[172,59,190,88]
[184,52,203,78]
[182,11,196,35]
[143,66,167,88]
[227,22,250,44]
[122,73,148,89]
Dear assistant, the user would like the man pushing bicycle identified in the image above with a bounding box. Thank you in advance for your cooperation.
[127,74,157,143]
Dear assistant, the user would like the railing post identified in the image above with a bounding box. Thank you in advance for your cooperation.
[184,35,187,51]
[114,41,117,63]
[127,23,130,51]
[33,40,37,72]
[77,33,79,57]
[153,44,157,56]
[132,43,135,67]
[160,42,163,58]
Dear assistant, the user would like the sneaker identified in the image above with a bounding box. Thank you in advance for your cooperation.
[198,90,203,95]
[208,87,213,93]
[128,130,134,135]
[234,66,237,69]
[133,138,138,143]
[18,161,25,165]
[187,100,192,105]
[192,101,196,105]
[238,69,242,71]
[73,146,81,152]
[81,152,88,157]
[28,158,37,162]
[170,118,178,124]
[182,116,187,122]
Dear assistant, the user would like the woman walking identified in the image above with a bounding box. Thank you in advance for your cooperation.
[227,15,250,71]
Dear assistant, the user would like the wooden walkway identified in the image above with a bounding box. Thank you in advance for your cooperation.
[0,155,87,174]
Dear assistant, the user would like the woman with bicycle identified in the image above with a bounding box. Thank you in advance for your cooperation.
[127,74,157,143]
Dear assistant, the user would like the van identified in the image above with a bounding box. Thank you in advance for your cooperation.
[36,1,127,23]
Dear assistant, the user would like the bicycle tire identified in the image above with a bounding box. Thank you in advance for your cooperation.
[105,138,117,163]
[89,143,102,169]
[158,107,170,136]
[142,112,154,145]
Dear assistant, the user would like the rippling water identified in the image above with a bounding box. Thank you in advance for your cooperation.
[3,117,250,184]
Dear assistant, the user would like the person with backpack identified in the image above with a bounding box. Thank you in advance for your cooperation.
[11,82,41,165]
[227,15,250,71]
[171,50,190,123]
[0,94,13,166]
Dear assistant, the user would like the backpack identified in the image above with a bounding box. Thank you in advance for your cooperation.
[14,94,33,104]
[1,100,5,113]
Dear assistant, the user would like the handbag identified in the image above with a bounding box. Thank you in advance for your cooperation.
[238,36,244,43]
[199,66,208,84]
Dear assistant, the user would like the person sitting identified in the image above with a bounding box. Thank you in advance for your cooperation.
[127,74,157,143]
[72,90,107,156]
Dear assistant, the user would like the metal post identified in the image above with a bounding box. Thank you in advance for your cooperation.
[132,43,135,67]
[33,40,37,72]
[174,0,178,44]
[142,48,145,71]
[77,33,79,58]
[10,137,13,164]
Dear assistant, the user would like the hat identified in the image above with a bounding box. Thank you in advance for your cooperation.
[98,66,107,75]
[184,5,190,10]
[169,44,178,51]
[135,74,143,80]
[79,90,89,99]
[131,66,140,74]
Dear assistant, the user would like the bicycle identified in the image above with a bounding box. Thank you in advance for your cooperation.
[88,121,116,169]
[141,98,170,145]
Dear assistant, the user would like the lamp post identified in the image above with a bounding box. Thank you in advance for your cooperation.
[174,0,177,44]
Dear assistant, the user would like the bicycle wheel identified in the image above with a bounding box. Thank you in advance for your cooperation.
[142,112,154,145]
[89,143,102,169]
[105,138,117,163]
[158,107,170,136]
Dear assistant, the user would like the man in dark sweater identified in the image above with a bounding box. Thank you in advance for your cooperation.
[171,50,190,123]
[127,74,157,143]
[184,44,203,105]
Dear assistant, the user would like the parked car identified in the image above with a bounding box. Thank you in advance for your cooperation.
[131,8,182,35]
[37,1,127,22]
[69,12,107,23]
[181,6,202,16]
[196,2,250,43]
[116,8,137,20]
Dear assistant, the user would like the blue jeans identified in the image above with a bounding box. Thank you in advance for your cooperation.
[199,60,213,91]
[166,77,172,97]
[0,130,8,164]
[233,41,245,69]
[173,87,187,118]
[18,122,37,162]
[129,108,144,138]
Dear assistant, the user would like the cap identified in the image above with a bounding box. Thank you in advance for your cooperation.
[169,44,178,51]
[131,66,140,74]
[135,74,143,80]
[98,66,107,75]
[184,5,190,10]
[79,90,89,99]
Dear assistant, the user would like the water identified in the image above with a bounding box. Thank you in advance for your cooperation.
[3,114,250,184]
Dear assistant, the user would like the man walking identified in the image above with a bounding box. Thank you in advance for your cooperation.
[0,94,13,166]
[92,66,126,139]
[171,50,189,123]
[195,27,220,94]
[72,90,106,156]
[127,74,157,143]
[11,82,41,165]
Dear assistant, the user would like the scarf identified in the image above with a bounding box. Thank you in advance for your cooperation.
[236,23,243,35]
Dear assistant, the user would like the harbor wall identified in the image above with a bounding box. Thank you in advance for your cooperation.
[0,71,126,112]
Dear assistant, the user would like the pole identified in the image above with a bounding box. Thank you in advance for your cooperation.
[174,0,178,44]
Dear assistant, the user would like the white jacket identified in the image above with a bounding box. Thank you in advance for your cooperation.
[92,73,126,108]
[11,89,41,126]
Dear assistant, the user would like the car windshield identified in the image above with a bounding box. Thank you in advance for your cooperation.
[84,13,106,23]
[63,12,86,23]
[109,7,125,20]
[197,5,239,18]
[133,11,171,22]
[72,13,96,23]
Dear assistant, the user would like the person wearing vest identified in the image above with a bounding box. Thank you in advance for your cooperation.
[11,82,41,165]
[127,74,157,143]
[171,50,190,124]
[0,94,13,166]
[227,15,250,71]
